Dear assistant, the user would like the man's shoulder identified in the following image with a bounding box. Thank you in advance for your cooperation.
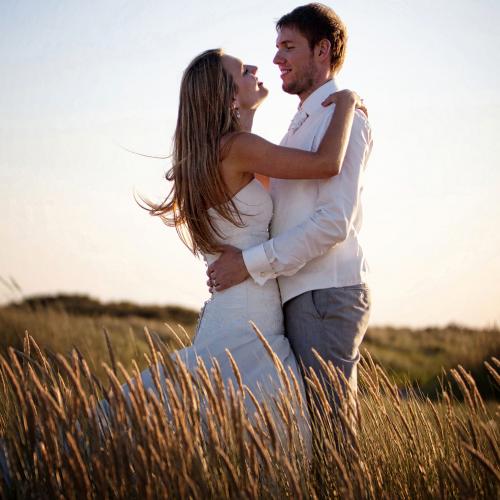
[309,106,372,144]
[353,109,371,129]
[309,104,370,127]
[353,110,373,145]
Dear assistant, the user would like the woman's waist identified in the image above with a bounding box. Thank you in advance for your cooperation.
[203,237,270,266]
[210,276,278,298]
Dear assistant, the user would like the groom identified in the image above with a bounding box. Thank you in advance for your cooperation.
[208,3,372,411]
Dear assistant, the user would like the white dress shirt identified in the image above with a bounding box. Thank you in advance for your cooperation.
[242,79,373,304]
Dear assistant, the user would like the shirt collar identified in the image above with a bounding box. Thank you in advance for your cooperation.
[299,79,339,115]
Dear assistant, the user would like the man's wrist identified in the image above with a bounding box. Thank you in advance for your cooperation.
[237,250,250,278]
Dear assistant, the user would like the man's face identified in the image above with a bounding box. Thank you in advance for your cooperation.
[273,26,317,100]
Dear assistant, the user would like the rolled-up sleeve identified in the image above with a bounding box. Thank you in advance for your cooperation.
[243,114,373,285]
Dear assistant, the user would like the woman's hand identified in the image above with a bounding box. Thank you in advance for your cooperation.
[322,89,368,118]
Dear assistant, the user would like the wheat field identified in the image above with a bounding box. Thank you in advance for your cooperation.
[0,304,499,499]
[1,336,499,498]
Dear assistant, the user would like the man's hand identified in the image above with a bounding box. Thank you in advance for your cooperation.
[206,245,249,292]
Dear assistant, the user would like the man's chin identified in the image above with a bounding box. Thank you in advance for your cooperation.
[282,82,298,95]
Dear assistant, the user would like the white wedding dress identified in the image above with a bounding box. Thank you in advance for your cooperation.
[122,178,310,447]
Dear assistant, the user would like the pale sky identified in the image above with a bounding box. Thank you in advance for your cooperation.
[1,0,499,328]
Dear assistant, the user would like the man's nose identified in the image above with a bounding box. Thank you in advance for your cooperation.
[273,51,283,65]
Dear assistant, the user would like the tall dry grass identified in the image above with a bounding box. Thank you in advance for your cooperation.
[2,303,498,400]
[0,305,195,383]
[0,325,499,499]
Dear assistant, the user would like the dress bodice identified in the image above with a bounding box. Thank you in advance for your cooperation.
[203,178,272,265]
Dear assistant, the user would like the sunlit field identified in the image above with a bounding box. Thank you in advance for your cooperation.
[0,297,499,498]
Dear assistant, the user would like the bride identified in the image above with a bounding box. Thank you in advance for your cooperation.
[133,48,363,439]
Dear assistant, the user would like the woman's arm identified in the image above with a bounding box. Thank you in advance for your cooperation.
[225,90,365,180]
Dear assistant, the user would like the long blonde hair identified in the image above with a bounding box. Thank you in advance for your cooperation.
[146,49,243,255]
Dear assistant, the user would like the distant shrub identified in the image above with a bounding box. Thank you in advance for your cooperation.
[10,294,199,325]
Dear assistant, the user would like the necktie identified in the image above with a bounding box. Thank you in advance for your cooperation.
[288,109,309,134]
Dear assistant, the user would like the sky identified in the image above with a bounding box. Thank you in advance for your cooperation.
[1,0,499,328]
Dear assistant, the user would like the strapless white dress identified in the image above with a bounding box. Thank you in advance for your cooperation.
[128,179,310,447]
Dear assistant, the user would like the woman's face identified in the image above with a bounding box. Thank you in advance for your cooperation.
[222,54,268,111]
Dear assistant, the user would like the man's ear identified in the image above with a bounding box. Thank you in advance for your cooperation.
[315,39,332,63]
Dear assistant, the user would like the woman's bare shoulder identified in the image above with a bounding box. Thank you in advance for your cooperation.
[220,131,268,159]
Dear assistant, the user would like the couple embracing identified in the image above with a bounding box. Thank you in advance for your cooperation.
[144,2,372,444]
[0,4,372,482]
